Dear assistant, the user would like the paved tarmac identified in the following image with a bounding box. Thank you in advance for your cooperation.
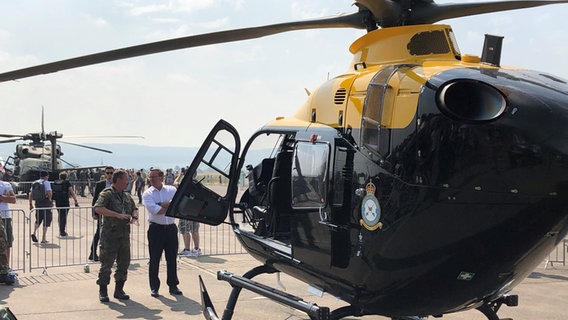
[1,253,567,320]
[1,195,567,319]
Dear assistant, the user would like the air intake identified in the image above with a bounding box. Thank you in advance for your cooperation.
[334,88,347,105]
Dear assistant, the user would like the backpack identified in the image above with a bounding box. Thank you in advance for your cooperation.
[31,181,47,202]
[51,180,68,202]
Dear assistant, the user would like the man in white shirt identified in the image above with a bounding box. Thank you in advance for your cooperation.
[0,179,16,263]
[143,168,182,297]
[0,177,16,284]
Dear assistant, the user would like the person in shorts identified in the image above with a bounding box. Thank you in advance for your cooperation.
[29,171,53,244]
[178,219,201,257]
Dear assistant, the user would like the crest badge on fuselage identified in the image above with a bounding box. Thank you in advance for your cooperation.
[360,181,383,231]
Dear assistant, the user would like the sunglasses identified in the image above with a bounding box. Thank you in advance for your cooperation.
[105,171,114,175]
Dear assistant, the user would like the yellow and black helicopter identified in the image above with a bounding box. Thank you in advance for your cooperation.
[1,1,568,319]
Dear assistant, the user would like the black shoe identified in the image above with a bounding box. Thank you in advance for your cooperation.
[150,289,160,297]
[31,234,38,243]
[99,285,109,303]
[169,286,183,295]
[114,290,130,300]
[60,232,68,237]
[88,253,100,262]
[0,273,14,285]
[114,280,130,300]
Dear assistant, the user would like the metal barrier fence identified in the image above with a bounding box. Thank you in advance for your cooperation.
[2,209,27,272]
[545,239,568,269]
[4,205,244,274]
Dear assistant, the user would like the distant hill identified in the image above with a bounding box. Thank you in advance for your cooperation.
[0,143,200,170]
[1,143,272,172]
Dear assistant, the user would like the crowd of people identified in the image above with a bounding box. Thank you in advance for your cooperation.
[0,166,201,302]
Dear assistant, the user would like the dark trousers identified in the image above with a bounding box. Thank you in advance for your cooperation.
[97,233,130,285]
[90,219,101,256]
[55,201,69,235]
[136,189,143,204]
[147,223,179,291]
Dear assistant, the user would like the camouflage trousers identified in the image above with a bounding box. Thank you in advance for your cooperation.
[96,234,131,286]
[0,220,8,275]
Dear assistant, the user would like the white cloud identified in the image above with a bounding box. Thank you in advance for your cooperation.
[126,0,215,16]
[198,16,231,30]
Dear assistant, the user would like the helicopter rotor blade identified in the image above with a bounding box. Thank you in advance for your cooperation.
[64,135,145,139]
[2,0,567,83]
[0,138,22,144]
[58,141,113,154]
[59,158,76,168]
[355,0,568,27]
[410,0,568,25]
[0,11,370,83]
[0,134,24,138]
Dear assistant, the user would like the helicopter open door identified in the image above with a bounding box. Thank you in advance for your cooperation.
[167,120,240,226]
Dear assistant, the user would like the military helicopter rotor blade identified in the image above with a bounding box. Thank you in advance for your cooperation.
[0,11,371,83]
[0,134,25,138]
[59,157,76,168]
[0,138,22,144]
[57,141,113,154]
[355,0,568,27]
[64,135,145,139]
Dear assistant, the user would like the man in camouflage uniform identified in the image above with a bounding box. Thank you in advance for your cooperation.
[94,169,139,302]
[0,220,14,285]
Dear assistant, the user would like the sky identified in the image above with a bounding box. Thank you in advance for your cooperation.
[1,0,568,151]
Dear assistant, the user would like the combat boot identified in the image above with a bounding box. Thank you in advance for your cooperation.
[114,280,130,300]
[99,285,109,302]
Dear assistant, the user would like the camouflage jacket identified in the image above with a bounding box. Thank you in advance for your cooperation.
[94,186,138,235]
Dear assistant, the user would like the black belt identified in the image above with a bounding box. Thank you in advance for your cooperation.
[149,222,175,227]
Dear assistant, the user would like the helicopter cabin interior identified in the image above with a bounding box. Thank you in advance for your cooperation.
[240,132,326,243]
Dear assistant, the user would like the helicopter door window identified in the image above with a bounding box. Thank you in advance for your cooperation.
[192,130,236,198]
[362,66,397,157]
[291,141,329,208]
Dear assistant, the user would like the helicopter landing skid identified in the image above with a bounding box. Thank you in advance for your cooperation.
[476,295,518,320]
[199,265,333,320]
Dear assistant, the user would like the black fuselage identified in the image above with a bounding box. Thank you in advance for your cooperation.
[231,67,568,317]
